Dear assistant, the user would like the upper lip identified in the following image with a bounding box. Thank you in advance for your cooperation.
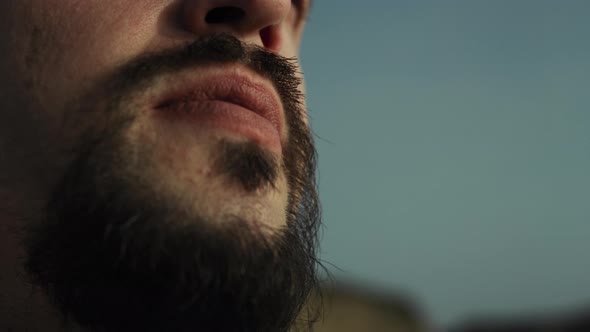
[153,67,283,137]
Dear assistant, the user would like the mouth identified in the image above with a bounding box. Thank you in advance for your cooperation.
[152,67,284,152]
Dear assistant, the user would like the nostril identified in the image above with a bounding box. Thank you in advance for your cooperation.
[205,7,246,24]
[260,26,280,51]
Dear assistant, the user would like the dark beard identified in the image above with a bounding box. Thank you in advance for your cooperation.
[214,139,280,193]
[24,34,321,332]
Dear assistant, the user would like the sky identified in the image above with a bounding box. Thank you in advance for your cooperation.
[300,0,590,327]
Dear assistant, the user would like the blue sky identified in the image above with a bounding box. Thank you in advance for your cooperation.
[301,0,590,326]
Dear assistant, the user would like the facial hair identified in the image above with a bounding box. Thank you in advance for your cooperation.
[24,34,321,332]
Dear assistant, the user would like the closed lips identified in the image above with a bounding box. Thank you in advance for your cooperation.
[154,72,283,138]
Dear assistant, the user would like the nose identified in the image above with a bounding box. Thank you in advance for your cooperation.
[180,0,292,52]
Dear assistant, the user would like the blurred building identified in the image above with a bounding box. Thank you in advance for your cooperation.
[298,282,429,332]
[450,305,590,332]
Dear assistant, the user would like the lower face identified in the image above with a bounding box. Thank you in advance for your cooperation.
[1,17,319,332]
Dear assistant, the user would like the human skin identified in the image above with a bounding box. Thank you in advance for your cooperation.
[0,1,311,331]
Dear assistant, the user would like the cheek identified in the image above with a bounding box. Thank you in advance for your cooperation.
[278,26,308,123]
[18,1,164,111]
[279,22,303,59]
[42,2,156,69]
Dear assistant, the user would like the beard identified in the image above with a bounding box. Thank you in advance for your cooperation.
[23,34,321,332]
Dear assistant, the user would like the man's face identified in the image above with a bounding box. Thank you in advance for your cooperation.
[0,1,319,331]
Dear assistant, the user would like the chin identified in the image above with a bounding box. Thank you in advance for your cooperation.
[123,116,291,230]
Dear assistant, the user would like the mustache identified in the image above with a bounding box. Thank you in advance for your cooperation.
[103,33,303,113]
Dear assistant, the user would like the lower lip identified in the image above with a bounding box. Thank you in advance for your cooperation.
[154,100,282,153]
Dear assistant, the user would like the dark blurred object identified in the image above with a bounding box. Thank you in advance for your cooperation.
[451,305,590,332]
[298,282,429,332]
